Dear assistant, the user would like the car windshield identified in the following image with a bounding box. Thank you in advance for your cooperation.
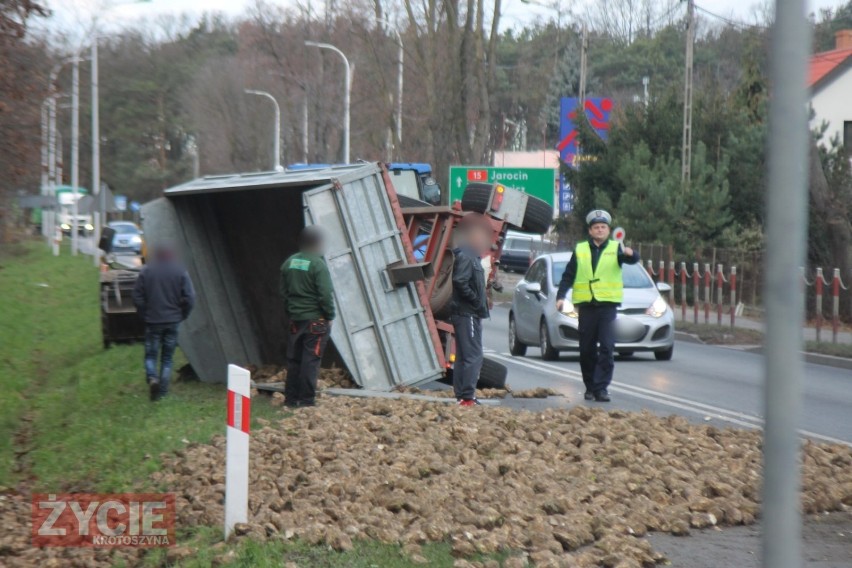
[111,224,139,235]
[551,259,653,288]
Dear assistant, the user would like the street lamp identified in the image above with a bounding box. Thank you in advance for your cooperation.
[268,71,309,164]
[244,89,283,172]
[91,0,152,265]
[305,40,351,164]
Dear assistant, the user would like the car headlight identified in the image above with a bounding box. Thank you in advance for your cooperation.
[561,300,578,319]
[84,223,94,231]
[130,235,142,244]
[60,223,71,230]
[646,296,668,318]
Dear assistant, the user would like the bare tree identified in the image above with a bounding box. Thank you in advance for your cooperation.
[587,0,680,43]
[402,0,502,186]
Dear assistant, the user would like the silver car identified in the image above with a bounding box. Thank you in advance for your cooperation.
[509,251,675,360]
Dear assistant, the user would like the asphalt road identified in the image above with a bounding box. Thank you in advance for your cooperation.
[480,304,852,447]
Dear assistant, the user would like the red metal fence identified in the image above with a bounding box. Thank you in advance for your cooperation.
[641,258,849,344]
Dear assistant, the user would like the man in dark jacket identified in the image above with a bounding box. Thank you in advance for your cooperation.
[132,243,195,401]
[451,213,492,406]
[279,226,336,408]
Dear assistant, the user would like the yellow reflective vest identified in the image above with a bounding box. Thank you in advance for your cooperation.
[572,240,623,304]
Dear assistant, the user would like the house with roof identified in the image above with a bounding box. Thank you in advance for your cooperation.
[809,30,852,148]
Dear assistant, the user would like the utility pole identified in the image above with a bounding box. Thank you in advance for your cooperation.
[302,90,309,163]
[92,37,101,265]
[762,0,811,566]
[579,24,588,105]
[40,100,49,239]
[71,56,80,257]
[681,0,695,188]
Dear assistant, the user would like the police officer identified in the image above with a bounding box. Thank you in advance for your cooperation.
[555,210,640,402]
[279,226,336,408]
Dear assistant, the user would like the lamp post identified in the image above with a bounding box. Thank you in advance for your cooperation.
[244,89,283,172]
[268,72,310,164]
[305,41,351,164]
[45,61,72,247]
[92,0,152,265]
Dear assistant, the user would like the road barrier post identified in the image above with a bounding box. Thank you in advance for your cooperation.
[704,263,711,324]
[225,364,251,539]
[680,262,687,320]
[53,225,61,256]
[693,263,699,324]
[730,266,737,328]
[716,264,724,326]
[668,261,676,306]
[815,268,823,343]
[659,260,666,290]
[645,259,655,281]
[832,268,840,344]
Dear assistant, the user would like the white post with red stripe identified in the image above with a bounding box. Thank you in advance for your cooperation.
[224,364,251,539]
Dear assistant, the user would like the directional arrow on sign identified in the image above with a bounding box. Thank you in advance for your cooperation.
[456,177,462,189]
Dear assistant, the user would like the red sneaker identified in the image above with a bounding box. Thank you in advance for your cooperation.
[457,399,476,407]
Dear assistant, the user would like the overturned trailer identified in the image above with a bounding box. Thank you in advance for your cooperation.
[142,163,552,391]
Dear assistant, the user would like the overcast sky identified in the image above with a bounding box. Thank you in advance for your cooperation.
[41,0,850,39]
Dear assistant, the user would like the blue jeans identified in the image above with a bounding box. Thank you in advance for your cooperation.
[144,323,179,395]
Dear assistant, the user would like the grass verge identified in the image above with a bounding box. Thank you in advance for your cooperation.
[805,340,852,359]
[0,241,282,492]
[137,527,519,568]
[675,321,764,345]
[676,320,852,359]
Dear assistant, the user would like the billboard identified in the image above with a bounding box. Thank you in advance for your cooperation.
[557,97,614,214]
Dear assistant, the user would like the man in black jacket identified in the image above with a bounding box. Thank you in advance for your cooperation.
[132,243,195,401]
[451,213,492,406]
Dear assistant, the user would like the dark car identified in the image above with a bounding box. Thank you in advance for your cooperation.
[500,235,535,273]
[500,233,556,273]
[108,221,144,255]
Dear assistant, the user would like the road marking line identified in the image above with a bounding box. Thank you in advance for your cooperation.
[487,352,851,447]
[500,353,767,424]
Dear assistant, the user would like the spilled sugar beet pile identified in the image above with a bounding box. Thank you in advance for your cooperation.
[155,398,852,568]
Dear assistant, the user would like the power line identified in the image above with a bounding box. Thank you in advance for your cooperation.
[694,3,769,31]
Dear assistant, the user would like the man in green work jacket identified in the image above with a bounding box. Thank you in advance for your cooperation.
[279,226,336,407]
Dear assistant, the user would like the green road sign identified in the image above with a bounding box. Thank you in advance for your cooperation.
[448,166,556,207]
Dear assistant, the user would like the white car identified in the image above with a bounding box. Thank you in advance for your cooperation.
[509,251,675,360]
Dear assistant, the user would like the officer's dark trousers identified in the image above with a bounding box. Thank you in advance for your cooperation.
[286,319,330,405]
[577,304,617,394]
[451,314,483,400]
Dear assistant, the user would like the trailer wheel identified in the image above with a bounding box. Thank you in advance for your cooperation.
[520,194,553,234]
[461,183,553,234]
[438,358,507,391]
[477,357,507,390]
[459,183,493,213]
